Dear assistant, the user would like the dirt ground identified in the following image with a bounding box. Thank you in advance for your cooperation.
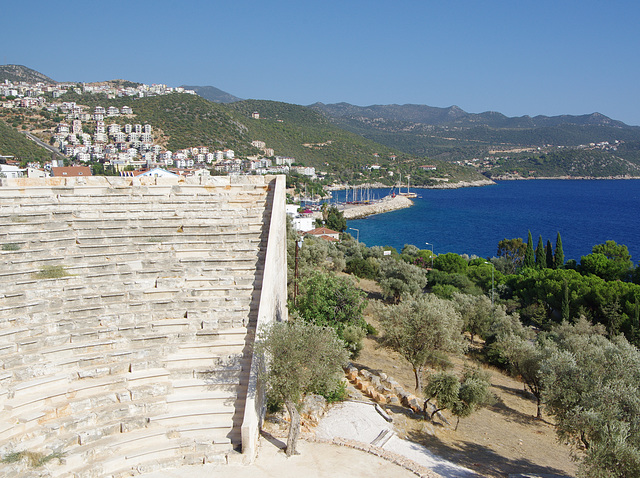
[352,278,578,478]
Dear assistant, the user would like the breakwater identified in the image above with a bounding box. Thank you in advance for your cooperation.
[313,195,413,221]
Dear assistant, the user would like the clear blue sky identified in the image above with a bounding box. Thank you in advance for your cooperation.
[3,0,640,125]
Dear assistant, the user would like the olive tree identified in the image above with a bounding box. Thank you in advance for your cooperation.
[540,319,640,477]
[425,368,493,430]
[453,292,493,345]
[255,321,349,456]
[378,257,427,303]
[373,295,466,391]
[499,333,552,419]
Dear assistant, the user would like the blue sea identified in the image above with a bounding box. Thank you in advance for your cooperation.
[333,180,640,262]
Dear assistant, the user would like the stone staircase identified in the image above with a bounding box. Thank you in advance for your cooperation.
[0,176,281,477]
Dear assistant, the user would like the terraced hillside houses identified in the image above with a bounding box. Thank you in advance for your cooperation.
[0,174,287,477]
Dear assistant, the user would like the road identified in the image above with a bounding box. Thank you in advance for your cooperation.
[20,130,64,158]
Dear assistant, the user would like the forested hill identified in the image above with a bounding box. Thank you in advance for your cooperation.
[310,102,640,166]
[49,92,485,185]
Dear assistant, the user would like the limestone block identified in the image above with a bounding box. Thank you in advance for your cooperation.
[359,369,372,380]
[368,389,380,401]
[374,394,387,405]
[387,395,401,406]
[77,423,119,445]
[385,378,401,389]
[408,396,423,413]
[300,394,327,425]
[120,417,149,433]
[77,367,111,380]
[116,391,132,402]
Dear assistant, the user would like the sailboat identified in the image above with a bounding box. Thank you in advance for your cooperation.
[399,174,417,198]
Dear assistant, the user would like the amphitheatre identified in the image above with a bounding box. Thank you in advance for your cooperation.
[0,174,287,477]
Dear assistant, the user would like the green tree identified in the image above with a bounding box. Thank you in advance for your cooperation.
[433,252,468,274]
[453,292,493,345]
[294,271,367,337]
[540,320,640,477]
[554,232,564,269]
[580,249,632,282]
[424,368,493,430]
[374,295,466,390]
[523,231,535,268]
[546,240,554,270]
[255,321,349,456]
[581,240,634,282]
[497,237,526,274]
[378,257,427,303]
[499,334,552,419]
[561,280,570,322]
[324,206,346,232]
[535,235,546,269]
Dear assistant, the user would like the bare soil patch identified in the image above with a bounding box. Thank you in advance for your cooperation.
[353,278,577,478]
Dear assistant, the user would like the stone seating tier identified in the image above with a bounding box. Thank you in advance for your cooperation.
[0,177,281,476]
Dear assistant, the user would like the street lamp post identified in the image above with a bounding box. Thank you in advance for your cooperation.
[484,261,495,307]
[349,227,360,244]
[425,242,434,269]
[294,239,303,306]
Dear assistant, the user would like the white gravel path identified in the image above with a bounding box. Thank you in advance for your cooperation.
[316,401,480,478]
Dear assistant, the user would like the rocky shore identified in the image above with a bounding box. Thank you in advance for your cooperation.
[418,178,495,189]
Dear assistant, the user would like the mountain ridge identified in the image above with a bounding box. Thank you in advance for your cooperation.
[0,64,56,84]
[181,85,243,104]
[309,102,630,129]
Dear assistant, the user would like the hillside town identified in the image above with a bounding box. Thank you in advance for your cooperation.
[0,77,306,179]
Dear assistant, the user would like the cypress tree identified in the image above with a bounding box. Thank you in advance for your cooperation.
[546,240,554,269]
[535,235,546,269]
[554,232,565,269]
[523,231,535,268]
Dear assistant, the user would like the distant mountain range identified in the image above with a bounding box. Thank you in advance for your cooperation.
[309,102,630,129]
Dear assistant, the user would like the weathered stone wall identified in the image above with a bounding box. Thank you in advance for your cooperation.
[0,175,285,477]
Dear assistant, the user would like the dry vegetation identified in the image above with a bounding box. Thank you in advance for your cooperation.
[353,278,577,478]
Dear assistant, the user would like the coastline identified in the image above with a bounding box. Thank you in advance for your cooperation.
[312,195,414,220]
[314,175,640,222]
[488,175,640,180]
[326,178,496,191]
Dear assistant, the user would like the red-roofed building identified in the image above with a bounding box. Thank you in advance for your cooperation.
[51,166,92,177]
[304,227,340,242]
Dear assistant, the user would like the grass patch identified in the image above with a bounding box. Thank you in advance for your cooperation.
[1,243,21,251]
[1,450,64,468]
[35,265,69,279]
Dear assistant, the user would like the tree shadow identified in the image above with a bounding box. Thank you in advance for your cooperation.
[260,430,286,450]
[404,429,575,478]
[364,289,384,301]
[490,383,554,426]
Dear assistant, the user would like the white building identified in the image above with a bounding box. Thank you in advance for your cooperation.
[0,164,25,178]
